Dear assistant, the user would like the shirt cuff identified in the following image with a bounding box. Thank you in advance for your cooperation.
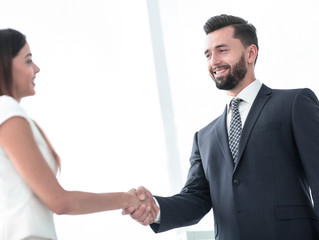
[153,197,161,223]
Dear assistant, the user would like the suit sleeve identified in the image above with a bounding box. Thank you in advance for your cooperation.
[292,88,319,218]
[151,132,212,233]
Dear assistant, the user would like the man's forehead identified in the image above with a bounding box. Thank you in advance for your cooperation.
[204,26,242,49]
[207,26,234,43]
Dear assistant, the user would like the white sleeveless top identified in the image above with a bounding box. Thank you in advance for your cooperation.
[0,95,57,240]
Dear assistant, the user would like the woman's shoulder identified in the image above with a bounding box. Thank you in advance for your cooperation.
[0,94,19,105]
[0,95,28,125]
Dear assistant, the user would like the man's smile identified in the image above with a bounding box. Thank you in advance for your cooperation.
[212,65,230,77]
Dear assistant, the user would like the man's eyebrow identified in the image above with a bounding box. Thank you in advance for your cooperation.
[215,44,228,49]
[204,44,229,55]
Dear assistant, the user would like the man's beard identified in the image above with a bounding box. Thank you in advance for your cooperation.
[211,54,247,90]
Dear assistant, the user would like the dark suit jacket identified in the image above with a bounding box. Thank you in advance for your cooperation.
[151,85,319,240]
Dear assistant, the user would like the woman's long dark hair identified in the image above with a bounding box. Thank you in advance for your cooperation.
[0,28,26,96]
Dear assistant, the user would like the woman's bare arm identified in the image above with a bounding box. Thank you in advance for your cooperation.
[0,116,141,215]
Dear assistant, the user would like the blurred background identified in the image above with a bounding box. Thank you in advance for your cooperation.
[1,0,319,239]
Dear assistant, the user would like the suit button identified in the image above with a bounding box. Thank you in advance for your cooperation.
[233,179,240,186]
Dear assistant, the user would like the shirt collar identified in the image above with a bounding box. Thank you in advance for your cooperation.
[226,79,262,110]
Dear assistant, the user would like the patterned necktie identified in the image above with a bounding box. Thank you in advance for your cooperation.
[229,98,243,163]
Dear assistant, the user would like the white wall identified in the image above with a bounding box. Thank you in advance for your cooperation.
[1,0,319,239]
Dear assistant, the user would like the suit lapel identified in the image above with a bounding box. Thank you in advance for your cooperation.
[234,84,272,169]
[215,105,234,167]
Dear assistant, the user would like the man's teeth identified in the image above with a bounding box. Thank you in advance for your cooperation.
[215,68,227,74]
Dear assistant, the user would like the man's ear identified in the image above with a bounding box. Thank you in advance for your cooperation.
[247,44,257,64]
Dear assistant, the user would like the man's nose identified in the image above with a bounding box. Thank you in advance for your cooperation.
[208,53,221,67]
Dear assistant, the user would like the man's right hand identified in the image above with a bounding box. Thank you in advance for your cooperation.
[122,186,159,226]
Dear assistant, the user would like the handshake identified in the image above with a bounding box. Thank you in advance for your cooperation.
[123,186,160,226]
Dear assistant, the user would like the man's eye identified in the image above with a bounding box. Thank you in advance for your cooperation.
[26,59,33,64]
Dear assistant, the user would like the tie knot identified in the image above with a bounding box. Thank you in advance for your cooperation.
[231,98,242,109]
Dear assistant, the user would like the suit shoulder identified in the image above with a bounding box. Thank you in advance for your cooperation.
[271,88,302,95]
[271,87,315,95]
[271,87,318,100]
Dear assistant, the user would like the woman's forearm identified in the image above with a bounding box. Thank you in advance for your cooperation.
[53,190,138,215]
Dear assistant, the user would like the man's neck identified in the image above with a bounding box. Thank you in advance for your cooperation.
[226,73,256,97]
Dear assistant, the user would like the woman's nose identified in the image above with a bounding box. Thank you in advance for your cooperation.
[33,63,40,73]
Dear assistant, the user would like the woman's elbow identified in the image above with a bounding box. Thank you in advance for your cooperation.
[52,204,68,215]
[49,194,71,215]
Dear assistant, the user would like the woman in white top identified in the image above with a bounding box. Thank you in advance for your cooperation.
[0,29,157,240]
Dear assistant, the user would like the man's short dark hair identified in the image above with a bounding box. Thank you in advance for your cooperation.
[204,14,259,64]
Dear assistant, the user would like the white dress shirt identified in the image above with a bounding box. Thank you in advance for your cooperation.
[226,80,262,134]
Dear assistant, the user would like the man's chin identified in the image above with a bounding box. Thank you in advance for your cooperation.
[214,78,228,90]
[215,80,237,91]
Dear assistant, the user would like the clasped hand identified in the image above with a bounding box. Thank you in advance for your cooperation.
[124,186,159,226]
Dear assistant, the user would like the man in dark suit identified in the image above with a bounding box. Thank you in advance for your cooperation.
[123,14,319,240]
